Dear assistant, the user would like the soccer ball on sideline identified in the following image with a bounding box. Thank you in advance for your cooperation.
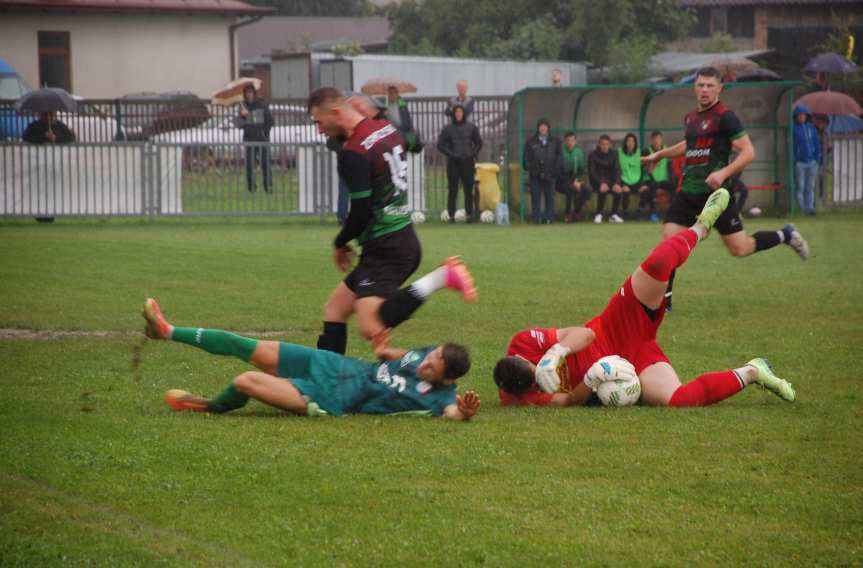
[440,210,450,222]
[480,210,495,223]
[454,209,467,223]
[410,211,426,224]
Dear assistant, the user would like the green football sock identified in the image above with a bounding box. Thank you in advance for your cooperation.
[171,327,257,363]
[206,385,250,414]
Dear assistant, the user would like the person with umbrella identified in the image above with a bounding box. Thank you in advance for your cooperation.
[793,104,822,216]
[237,83,273,193]
[17,87,78,144]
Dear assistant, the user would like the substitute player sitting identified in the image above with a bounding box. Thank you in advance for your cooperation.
[143,299,479,421]
[493,188,796,407]
[308,87,475,356]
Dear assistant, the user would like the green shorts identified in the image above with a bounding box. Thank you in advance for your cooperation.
[277,343,374,417]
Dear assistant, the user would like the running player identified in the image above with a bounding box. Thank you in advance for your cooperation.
[493,188,796,407]
[308,87,475,355]
[143,299,480,420]
[641,66,809,310]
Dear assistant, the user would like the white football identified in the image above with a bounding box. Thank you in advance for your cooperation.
[748,207,762,217]
[597,375,642,407]
[454,209,467,222]
[480,209,495,223]
[440,210,451,222]
[410,211,426,224]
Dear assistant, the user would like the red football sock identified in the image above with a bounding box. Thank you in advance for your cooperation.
[640,230,699,282]
[668,370,744,407]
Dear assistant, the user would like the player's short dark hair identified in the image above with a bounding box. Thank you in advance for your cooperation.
[599,134,612,143]
[307,87,344,113]
[650,130,663,138]
[536,118,551,130]
[564,131,576,139]
[442,343,471,380]
[695,66,722,81]
[493,356,534,394]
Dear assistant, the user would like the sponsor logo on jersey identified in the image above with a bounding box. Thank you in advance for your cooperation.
[416,380,432,395]
[701,120,711,132]
[400,351,421,367]
[358,278,374,287]
[529,329,546,347]
[383,204,411,216]
[361,124,398,150]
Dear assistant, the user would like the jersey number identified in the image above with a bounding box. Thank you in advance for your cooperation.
[383,145,408,195]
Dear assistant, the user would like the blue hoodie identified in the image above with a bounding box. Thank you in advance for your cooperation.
[793,104,822,164]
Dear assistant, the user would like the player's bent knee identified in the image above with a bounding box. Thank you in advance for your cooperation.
[233,371,259,393]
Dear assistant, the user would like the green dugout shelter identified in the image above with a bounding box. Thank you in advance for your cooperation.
[506,82,802,221]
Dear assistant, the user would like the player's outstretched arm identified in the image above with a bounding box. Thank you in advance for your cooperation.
[642,140,686,167]
[443,390,480,421]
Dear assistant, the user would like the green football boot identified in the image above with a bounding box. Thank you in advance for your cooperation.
[695,188,731,232]
[747,358,796,402]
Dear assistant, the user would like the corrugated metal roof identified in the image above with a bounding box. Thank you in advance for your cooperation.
[237,16,390,60]
[0,0,272,14]
[680,0,859,5]
[651,49,773,73]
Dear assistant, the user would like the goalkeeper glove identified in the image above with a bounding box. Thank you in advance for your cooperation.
[535,343,572,393]
[583,355,637,391]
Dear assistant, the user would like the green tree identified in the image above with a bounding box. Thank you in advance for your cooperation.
[701,32,736,53]
[607,34,660,82]
[244,0,373,16]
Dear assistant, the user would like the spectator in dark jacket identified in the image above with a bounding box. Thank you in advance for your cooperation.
[437,104,483,222]
[22,112,75,144]
[238,84,274,192]
[793,103,822,216]
[588,134,623,223]
[523,118,562,224]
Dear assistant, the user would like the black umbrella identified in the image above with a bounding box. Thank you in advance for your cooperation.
[804,53,858,74]
[15,87,78,113]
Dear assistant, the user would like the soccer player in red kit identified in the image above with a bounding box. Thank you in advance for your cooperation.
[493,188,796,407]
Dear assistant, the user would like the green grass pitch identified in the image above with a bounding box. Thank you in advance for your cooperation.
[1,212,861,566]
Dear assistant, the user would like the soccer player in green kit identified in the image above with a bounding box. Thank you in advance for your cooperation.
[143,299,480,421]
[308,87,476,356]
[642,66,809,310]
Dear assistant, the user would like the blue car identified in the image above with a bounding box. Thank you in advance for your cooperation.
[0,57,33,140]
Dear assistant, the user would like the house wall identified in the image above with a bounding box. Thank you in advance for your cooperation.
[0,13,234,98]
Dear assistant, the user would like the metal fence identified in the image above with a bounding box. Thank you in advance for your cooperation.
[0,96,510,218]
[826,134,863,208]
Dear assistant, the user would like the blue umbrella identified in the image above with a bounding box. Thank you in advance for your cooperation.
[828,114,863,134]
[804,53,858,74]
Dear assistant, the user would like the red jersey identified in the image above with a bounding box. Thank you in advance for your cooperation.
[499,277,671,406]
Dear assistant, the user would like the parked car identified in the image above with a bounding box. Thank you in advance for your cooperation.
[0,57,32,140]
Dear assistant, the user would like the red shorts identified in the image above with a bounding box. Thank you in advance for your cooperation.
[586,276,670,374]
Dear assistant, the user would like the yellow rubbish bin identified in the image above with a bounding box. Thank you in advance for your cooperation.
[474,162,502,212]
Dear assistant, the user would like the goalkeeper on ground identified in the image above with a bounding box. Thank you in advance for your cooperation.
[493,188,796,408]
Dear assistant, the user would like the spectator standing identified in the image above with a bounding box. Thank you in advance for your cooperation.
[238,84,274,193]
[642,131,675,222]
[560,132,588,222]
[523,119,562,224]
[551,68,563,87]
[22,112,75,144]
[617,133,645,221]
[437,105,483,223]
[793,104,822,216]
[445,80,475,120]
[588,134,623,223]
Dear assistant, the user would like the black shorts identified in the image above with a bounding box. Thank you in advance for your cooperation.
[664,191,744,235]
[344,225,422,299]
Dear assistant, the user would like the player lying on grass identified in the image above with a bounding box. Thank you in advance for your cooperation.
[493,187,796,407]
[143,301,480,421]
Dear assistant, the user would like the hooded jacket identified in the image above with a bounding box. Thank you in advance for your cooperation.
[588,145,621,186]
[793,104,822,164]
[237,94,274,142]
[437,107,482,161]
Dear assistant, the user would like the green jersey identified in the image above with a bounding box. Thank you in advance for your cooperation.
[618,147,644,186]
[562,144,586,178]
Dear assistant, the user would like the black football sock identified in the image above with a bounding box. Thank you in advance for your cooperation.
[317,321,347,354]
[753,230,783,252]
[378,288,425,329]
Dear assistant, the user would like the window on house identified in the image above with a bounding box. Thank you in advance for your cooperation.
[38,31,71,91]
[710,7,728,35]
